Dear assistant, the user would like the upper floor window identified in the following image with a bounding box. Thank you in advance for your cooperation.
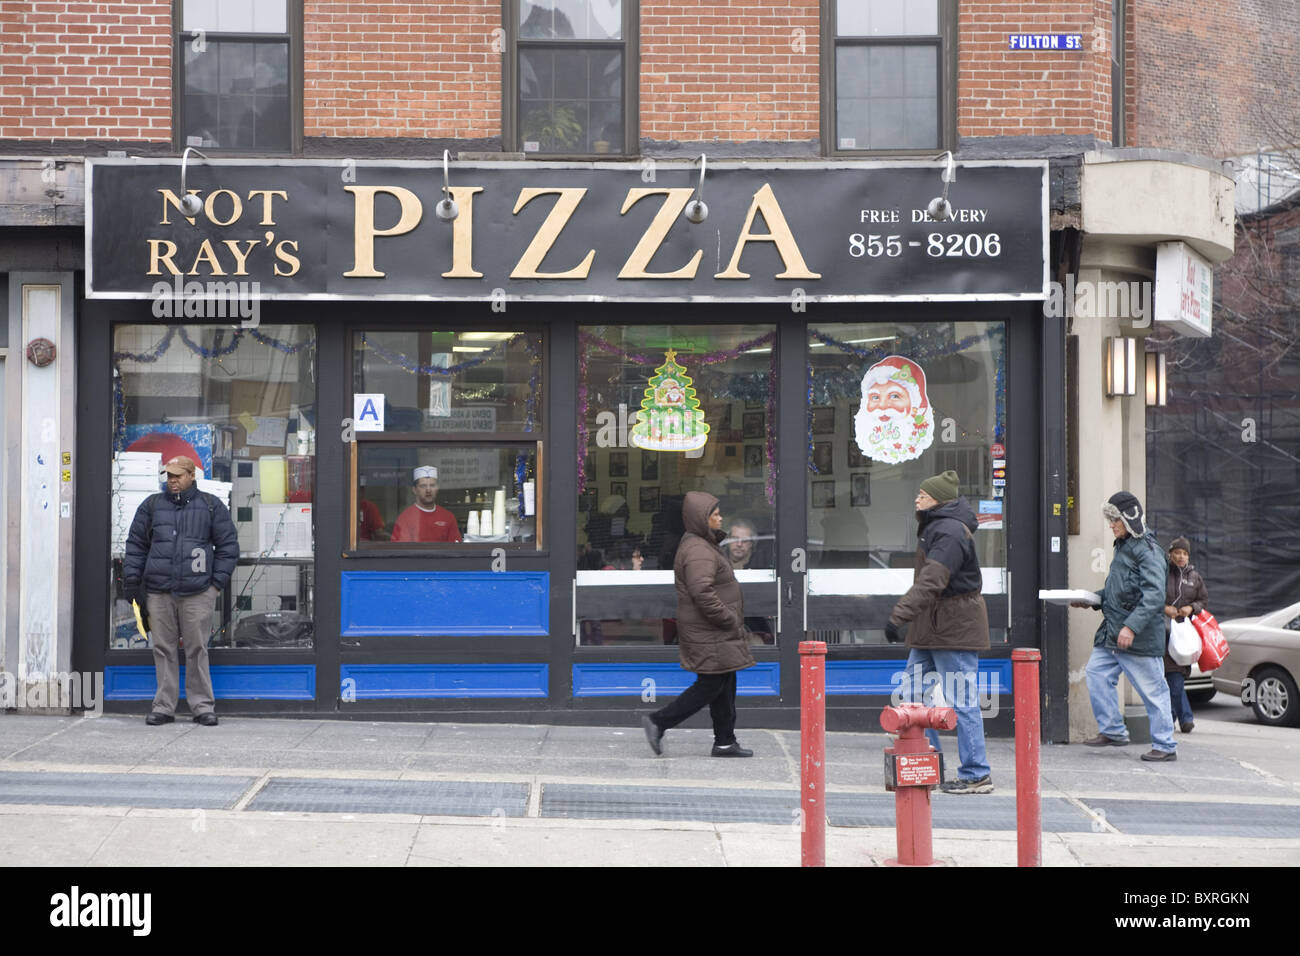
[504,1,638,156]
[823,0,955,154]
[175,0,301,153]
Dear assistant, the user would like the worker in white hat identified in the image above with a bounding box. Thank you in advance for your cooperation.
[390,465,462,543]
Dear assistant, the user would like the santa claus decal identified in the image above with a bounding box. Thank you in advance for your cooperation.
[852,355,935,465]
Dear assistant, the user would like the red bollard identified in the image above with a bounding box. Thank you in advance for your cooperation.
[799,641,827,867]
[1012,648,1042,867]
[880,703,956,866]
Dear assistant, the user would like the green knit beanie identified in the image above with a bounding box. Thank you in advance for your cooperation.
[920,470,960,503]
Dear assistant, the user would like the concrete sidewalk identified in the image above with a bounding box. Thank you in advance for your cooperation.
[2,712,1298,866]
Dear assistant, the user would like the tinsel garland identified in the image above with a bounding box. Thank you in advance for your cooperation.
[577,330,779,504]
[112,326,316,454]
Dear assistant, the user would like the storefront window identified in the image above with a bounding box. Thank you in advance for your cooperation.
[350,330,543,549]
[110,324,316,650]
[806,321,1008,644]
[576,324,777,646]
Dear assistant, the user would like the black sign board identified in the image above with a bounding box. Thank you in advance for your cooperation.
[86,159,1047,302]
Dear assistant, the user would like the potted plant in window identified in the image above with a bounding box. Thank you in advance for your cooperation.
[522,104,583,152]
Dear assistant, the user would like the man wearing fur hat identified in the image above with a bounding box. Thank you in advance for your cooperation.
[1075,492,1177,761]
[886,470,994,794]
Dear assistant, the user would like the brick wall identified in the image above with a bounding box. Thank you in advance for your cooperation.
[1133,0,1300,157]
[960,0,1116,141]
[303,0,500,140]
[0,1,171,141]
[640,0,819,142]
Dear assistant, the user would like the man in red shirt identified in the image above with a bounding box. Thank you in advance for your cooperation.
[390,466,461,543]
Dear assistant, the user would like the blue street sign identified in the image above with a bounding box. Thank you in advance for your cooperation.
[1008,34,1083,51]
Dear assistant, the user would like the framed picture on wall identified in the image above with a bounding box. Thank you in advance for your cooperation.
[608,451,628,477]
[639,486,660,513]
[811,406,835,435]
[743,444,763,478]
[811,480,835,508]
[584,454,596,481]
[578,491,596,513]
[847,438,865,469]
[742,411,764,439]
[850,472,871,507]
[610,481,626,497]
[813,441,833,474]
[640,451,658,481]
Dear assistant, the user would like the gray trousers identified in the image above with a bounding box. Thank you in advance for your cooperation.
[146,588,219,716]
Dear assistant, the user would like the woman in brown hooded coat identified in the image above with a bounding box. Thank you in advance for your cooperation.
[642,491,756,757]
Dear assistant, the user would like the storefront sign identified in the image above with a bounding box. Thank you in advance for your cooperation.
[1154,241,1213,338]
[86,160,1049,303]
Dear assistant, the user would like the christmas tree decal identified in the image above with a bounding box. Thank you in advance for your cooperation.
[629,349,710,452]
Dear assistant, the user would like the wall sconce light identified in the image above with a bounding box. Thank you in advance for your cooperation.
[178,146,209,217]
[683,153,708,224]
[435,149,458,222]
[926,150,955,222]
[1145,351,1167,407]
[1105,336,1137,396]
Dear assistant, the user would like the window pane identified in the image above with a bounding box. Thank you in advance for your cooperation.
[576,324,777,646]
[111,324,316,651]
[520,0,622,40]
[836,44,937,149]
[356,444,539,547]
[182,39,290,150]
[806,322,1007,645]
[352,331,543,434]
[184,0,287,34]
[838,0,937,37]
[519,48,623,152]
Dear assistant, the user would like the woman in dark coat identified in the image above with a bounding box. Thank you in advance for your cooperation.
[642,491,756,757]
[1163,536,1209,733]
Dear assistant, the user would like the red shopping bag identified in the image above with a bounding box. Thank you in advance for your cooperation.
[1191,609,1229,671]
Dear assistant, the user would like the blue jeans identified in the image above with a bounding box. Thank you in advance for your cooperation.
[900,648,992,782]
[1166,671,1194,726]
[1085,645,1176,752]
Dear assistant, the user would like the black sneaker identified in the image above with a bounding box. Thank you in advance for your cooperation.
[711,742,753,758]
[145,712,174,726]
[641,715,663,756]
[939,775,994,794]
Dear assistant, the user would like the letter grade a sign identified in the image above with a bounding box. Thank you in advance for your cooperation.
[86,160,1048,303]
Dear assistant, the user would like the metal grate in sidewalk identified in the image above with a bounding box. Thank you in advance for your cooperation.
[0,771,256,810]
[247,778,530,817]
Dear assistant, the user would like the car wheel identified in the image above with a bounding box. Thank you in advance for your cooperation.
[1249,667,1300,727]
[1187,688,1217,706]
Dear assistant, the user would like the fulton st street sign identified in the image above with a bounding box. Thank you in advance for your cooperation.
[86,159,1048,302]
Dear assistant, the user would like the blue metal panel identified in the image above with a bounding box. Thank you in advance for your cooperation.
[826,658,1013,696]
[105,665,316,701]
[340,571,550,636]
[340,663,549,699]
[572,663,780,698]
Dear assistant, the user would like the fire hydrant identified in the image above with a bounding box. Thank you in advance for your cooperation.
[880,702,957,867]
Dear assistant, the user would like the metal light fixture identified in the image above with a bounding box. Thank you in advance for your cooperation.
[1145,351,1167,406]
[435,149,459,222]
[178,146,209,217]
[926,150,955,222]
[683,153,708,224]
[1105,336,1137,396]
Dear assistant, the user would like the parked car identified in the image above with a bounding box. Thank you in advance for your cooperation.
[1212,602,1300,727]
[1184,662,1216,705]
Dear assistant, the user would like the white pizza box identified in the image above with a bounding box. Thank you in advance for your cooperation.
[115,473,162,493]
[1038,589,1103,606]
[113,452,162,476]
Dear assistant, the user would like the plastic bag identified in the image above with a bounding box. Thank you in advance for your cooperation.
[1192,610,1229,671]
[1168,617,1202,666]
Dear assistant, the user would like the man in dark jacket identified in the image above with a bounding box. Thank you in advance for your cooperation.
[1077,492,1177,761]
[642,491,756,757]
[886,470,993,794]
[123,456,239,727]
[1163,536,1209,734]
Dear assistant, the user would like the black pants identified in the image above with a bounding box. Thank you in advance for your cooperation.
[650,671,738,746]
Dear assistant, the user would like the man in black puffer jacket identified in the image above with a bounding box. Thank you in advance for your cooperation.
[886,470,993,794]
[123,456,239,727]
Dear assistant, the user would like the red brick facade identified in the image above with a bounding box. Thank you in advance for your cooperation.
[1132,0,1300,157]
[0,1,171,141]
[0,0,1206,150]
